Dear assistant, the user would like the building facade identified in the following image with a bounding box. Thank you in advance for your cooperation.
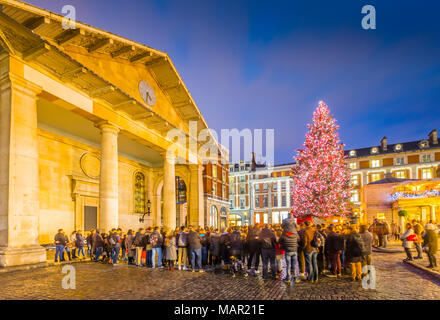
[0,0,226,267]
[346,130,440,223]
[229,154,294,226]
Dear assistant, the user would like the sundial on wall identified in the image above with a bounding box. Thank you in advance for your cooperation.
[138,80,156,106]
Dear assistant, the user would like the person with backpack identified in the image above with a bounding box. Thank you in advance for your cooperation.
[150,226,164,268]
[279,223,300,284]
[303,220,319,283]
[75,230,86,260]
[176,226,189,270]
[260,224,277,279]
[325,224,344,277]
[246,224,262,275]
[359,224,373,267]
[345,225,364,281]
[188,225,204,272]
[133,228,145,266]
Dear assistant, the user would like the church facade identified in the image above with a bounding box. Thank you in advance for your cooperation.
[0,0,225,267]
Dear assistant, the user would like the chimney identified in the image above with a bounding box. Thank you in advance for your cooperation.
[250,152,256,171]
[381,136,387,151]
[429,129,438,145]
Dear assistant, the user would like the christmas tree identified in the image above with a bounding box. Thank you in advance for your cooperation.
[290,101,351,218]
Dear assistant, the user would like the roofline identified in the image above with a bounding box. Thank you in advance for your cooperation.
[0,0,214,148]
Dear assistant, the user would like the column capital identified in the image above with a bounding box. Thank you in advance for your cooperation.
[161,150,176,165]
[3,73,42,97]
[96,121,120,134]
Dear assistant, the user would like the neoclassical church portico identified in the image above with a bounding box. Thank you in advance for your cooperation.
[0,0,214,266]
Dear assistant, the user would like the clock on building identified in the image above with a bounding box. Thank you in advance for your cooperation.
[138,80,156,106]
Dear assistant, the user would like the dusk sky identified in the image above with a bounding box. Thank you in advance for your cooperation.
[27,0,440,165]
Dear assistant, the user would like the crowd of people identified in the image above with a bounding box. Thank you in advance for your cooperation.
[53,214,379,284]
[53,214,439,283]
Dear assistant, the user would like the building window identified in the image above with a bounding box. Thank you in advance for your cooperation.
[273,183,278,191]
[255,197,260,208]
[349,150,356,157]
[212,183,217,196]
[239,185,245,194]
[263,183,268,191]
[210,206,218,228]
[222,186,226,199]
[394,144,403,152]
[263,196,268,208]
[371,173,381,182]
[255,184,260,192]
[351,175,359,186]
[395,171,406,179]
[349,162,357,170]
[263,213,268,224]
[134,172,146,214]
[273,196,278,207]
[421,168,433,179]
[230,199,234,208]
[371,160,380,168]
[281,182,286,191]
[371,147,379,154]
[239,176,245,182]
[240,198,245,207]
[272,212,280,224]
[212,165,217,178]
[350,190,359,203]
[395,157,404,165]
[229,177,234,184]
[281,195,287,207]
[419,140,429,149]
[422,154,431,163]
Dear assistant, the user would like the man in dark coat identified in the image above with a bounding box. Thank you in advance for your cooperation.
[188,226,203,272]
[260,224,277,279]
[279,223,300,283]
[325,225,344,277]
[246,225,262,274]
[359,224,373,267]
[423,224,438,268]
[94,230,105,262]
[345,226,364,281]
[54,229,66,262]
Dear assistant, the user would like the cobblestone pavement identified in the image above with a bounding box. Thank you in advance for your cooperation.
[0,251,440,300]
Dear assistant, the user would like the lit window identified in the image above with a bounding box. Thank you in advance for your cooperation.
[222,171,226,182]
[212,165,217,178]
[272,212,280,224]
[351,175,359,186]
[134,172,146,214]
[222,186,226,199]
[394,144,403,151]
[371,160,380,168]
[349,162,357,170]
[371,147,379,154]
[212,183,217,196]
[349,150,357,157]
[422,154,431,163]
[371,173,381,182]
[263,213,268,224]
[395,171,406,179]
[421,168,433,179]
[395,157,404,165]
[419,140,429,149]
[350,191,359,203]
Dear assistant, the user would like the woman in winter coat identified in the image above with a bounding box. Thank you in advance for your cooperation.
[400,223,415,262]
[164,231,177,270]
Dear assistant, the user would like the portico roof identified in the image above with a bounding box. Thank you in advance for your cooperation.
[0,0,224,160]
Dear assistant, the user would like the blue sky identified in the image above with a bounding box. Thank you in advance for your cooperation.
[27,0,440,165]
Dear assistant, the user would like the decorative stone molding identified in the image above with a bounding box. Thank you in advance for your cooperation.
[80,152,101,179]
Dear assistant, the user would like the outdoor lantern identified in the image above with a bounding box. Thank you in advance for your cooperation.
[139,200,152,223]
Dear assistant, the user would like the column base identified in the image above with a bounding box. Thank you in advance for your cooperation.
[0,245,46,267]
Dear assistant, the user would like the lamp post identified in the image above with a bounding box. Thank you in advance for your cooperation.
[139,200,152,223]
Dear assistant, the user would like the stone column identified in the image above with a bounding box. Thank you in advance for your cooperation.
[146,168,154,227]
[189,164,204,227]
[162,152,176,231]
[98,122,119,232]
[431,205,436,223]
[0,70,46,267]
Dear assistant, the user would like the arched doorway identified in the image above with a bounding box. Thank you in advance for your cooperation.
[210,205,218,229]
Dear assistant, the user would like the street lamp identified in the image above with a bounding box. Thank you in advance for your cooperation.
[139,200,152,223]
